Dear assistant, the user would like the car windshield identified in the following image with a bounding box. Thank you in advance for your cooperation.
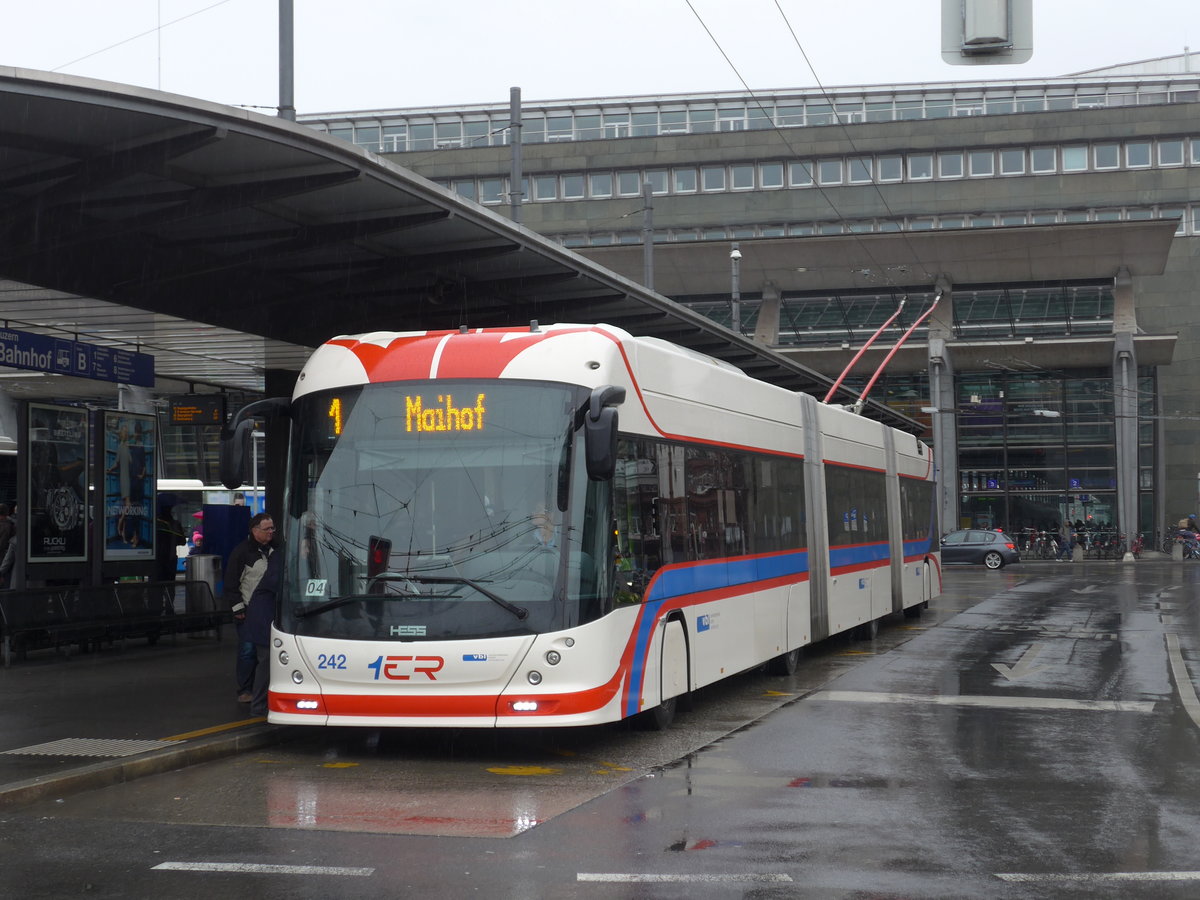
[280,380,613,640]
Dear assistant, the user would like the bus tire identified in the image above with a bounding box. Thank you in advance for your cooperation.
[637,695,677,731]
[855,617,880,641]
[903,603,923,619]
[767,647,801,675]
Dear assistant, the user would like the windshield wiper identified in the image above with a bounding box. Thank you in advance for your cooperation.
[380,573,529,620]
[294,574,528,621]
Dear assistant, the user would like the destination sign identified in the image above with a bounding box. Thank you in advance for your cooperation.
[405,393,487,433]
[0,327,153,387]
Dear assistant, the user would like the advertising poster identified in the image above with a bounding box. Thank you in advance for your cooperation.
[102,411,156,561]
[27,403,89,563]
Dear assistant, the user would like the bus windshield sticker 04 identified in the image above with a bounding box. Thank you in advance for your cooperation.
[405,393,486,433]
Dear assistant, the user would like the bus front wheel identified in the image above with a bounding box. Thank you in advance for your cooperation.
[637,695,677,731]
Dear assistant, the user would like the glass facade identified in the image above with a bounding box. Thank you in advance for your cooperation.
[689,284,1115,345]
[868,369,1157,540]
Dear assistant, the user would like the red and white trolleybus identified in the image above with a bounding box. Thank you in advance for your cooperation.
[221,323,940,728]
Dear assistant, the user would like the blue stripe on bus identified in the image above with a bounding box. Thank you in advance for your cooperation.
[828,541,890,571]
[625,550,810,717]
[903,537,934,557]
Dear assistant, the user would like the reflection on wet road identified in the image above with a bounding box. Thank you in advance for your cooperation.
[17,563,1200,896]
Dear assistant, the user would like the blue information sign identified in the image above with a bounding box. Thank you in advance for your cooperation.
[0,327,153,387]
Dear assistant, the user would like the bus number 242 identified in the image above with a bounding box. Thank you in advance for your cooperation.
[367,655,445,681]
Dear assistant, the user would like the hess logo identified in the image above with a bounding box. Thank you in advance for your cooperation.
[367,655,445,681]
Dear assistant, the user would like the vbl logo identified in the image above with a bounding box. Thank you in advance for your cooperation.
[367,655,444,681]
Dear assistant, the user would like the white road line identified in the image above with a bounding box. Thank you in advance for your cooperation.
[811,690,1155,713]
[997,871,1200,883]
[1166,633,1200,729]
[152,862,373,877]
[578,873,793,883]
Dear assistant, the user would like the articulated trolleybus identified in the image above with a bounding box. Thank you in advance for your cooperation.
[221,323,940,729]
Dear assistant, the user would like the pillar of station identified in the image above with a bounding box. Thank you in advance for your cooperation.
[1112,265,1140,543]
[263,369,296,524]
[927,277,958,534]
[753,282,781,345]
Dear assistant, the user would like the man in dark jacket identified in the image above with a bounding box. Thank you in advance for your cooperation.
[224,513,277,703]
[244,548,280,718]
[154,502,186,583]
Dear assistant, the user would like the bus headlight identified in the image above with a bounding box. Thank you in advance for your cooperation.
[545,650,561,666]
[527,670,542,685]
[278,651,289,665]
[292,670,304,684]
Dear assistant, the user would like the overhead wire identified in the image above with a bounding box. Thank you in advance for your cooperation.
[49,0,236,74]
[683,0,938,291]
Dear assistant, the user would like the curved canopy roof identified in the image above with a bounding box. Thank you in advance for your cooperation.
[0,67,921,429]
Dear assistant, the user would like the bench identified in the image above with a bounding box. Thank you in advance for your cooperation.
[0,580,229,666]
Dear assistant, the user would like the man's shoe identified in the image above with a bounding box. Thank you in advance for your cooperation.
[237,692,253,703]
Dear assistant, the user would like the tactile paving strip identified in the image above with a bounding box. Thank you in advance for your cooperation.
[2,737,181,757]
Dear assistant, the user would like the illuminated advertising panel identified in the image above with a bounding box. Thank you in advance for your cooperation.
[27,403,88,563]
[102,411,156,561]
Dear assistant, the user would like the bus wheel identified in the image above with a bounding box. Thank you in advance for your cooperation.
[903,603,923,619]
[855,618,880,641]
[637,695,677,731]
[767,647,801,675]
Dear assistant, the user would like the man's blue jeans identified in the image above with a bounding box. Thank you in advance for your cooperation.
[235,621,257,695]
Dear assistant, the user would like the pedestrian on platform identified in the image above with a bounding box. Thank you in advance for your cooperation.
[224,513,277,704]
[0,504,15,583]
[244,548,280,718]
[154,501,186,583]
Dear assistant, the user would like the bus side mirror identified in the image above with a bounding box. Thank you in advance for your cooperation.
[584,385,625,481]
[218,397,291,490]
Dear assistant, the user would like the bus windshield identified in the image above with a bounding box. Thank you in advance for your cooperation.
[281,380,613,640]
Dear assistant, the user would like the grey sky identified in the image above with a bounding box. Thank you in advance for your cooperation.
[3,1,1199,114]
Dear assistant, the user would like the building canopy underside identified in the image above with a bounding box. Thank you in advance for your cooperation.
[0,68,924,429]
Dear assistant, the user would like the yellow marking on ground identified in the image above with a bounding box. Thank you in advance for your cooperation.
[550,748,577,757]
[160,717,266,741]
[487,765,561,776]
[597,761,632,772]
[322,762,360,769]
[838,650,874,656]
[763,690,793,696]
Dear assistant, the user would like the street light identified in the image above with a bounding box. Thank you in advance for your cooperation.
[730,243,741,335]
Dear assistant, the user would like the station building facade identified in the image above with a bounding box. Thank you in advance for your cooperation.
[300,55,1200,542]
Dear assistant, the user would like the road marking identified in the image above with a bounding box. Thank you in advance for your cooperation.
[2,738,181,757]
[811,690,1155,713]
[997,871,1200,883]
[160,718,266,741]
[991,642,1047,680]
[1166,633,1200,729]
[153,862,373,876]
[578,873,793,883]
[487,765,560,776]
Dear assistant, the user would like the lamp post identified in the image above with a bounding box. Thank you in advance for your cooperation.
[730,243,742,335]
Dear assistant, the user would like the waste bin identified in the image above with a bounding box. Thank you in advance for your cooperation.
[185,554,221,613]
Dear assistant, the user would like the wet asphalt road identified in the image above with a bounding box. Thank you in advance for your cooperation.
[3,561,1200,898]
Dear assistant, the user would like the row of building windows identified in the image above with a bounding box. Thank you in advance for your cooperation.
[550,204,1192,250]
[302,80,1200,153]
[437,136,1200,209]
[691,284,1115,343]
